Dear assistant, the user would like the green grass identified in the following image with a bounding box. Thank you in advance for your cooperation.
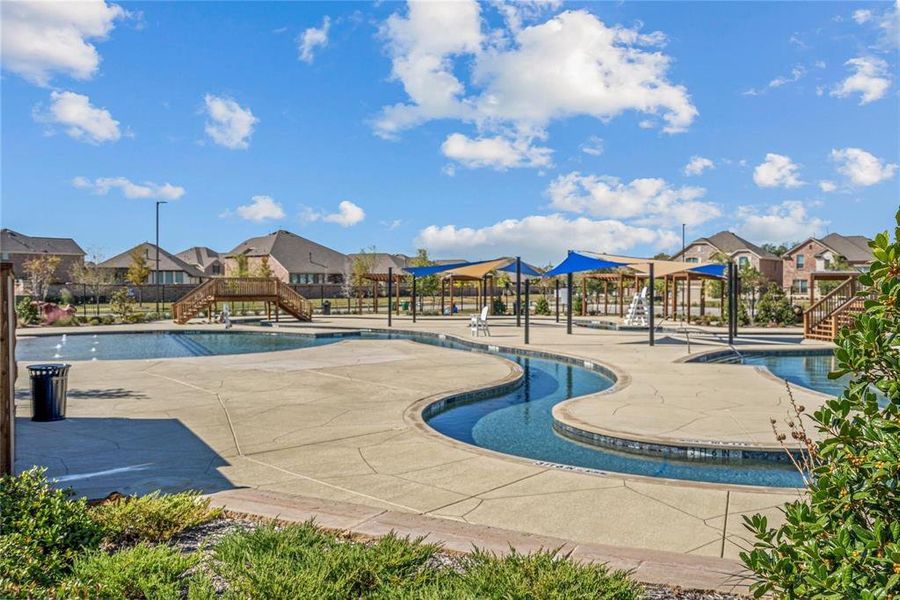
[92,490,222,545]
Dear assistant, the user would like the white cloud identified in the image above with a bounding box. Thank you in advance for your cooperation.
[768,65,806,88]
[753,153,804,188]
[546,172,720,227]
[303,201,366,227]
[222,195,285,222]
[830,147,898,186]
[374,4,697,158]
[818,180,837,193]
[73,176,185,200]
[853,9,873,24]
[298,16,330,63]
[203,94,258,149]
[416,214,678,263]
[441,133,552,169]
[683,156,714,176]
[736,201,828,244]
[831,57,892,104]
[489,0,561,32]
[580,136,604,156]
[0,0,125,86]
[33,91,121,144]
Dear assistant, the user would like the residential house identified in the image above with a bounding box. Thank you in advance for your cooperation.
[176,246,224,277]
[225,230,348,284]
[671,231,782,283]
[347,252,413,275]
[782,233,873,297]
[0,229,85,292]
[98,242,204,285]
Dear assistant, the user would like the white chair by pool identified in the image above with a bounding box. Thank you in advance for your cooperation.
[470,305,490,337]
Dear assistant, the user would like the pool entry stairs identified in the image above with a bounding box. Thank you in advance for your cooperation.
[803,277,866,341]
[172,277,313,324]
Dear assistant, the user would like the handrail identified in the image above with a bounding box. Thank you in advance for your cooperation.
[172,277,312,324]
[804,277,857,334]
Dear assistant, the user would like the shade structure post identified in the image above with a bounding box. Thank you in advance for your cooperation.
[648,262,655,346]
[618,274,624,318]
[387,267,393,327]
[727,262,734,345]
[395,273,400,315]
[566,272,573,334]
[515,256,522,327]
[555,278,560,323]
[734,269,740,339]
[524,279,530,344]
[411,275,417,323]
[686,272,692,325]
[448,276,453,316]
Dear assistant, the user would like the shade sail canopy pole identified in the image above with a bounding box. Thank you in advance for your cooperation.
[387,267,393,327]
[524,279,530,344]
[411,275,417,323]
[516,257,522,327]
[566,273,573,335]
[649,262,655,347]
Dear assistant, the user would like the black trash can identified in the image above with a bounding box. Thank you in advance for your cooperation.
[322,300,331,315]
[28,363,71,422]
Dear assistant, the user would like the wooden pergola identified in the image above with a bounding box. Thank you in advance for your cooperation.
[362,272,405,315]
[439,273,497,315]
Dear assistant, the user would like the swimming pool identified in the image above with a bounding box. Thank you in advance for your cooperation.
[16,329,802,488]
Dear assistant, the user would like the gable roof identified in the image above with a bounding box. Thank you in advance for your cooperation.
[818,233,873,263]
[673,230,778,260]
[227,230,348,273]
[0,229,85,256]
[176,246,222,270]
[99,242,204,277]
[347,252,412,274]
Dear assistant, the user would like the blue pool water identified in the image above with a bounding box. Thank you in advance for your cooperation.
[16,330,803,488]
[740,353,844,397]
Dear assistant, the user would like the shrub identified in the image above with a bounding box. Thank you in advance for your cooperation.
[492,298,507,314]
[59,287,74,306]
[534,295,551,316]
[109,288,135,319]
[212,522,442,598]
[60,543,199,599]
[754,283,796,326]
[447,548,642,599]
[100,315,115,325]
[14,296,38,325]
[0,468,102,593]
[741,211,900,598]
[92,490,221,546]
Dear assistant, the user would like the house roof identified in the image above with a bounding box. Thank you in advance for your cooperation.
[347,252,412,274]
[176,246,222,269]
[673,230,778,260]
[227,230,348,273]
[0,229,85,256]
[817,233,873,263]
[99,242,204,277]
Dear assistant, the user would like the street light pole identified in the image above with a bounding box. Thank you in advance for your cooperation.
[155,200,167,314]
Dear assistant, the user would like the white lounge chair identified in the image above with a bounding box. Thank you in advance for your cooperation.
[470,305,490,336]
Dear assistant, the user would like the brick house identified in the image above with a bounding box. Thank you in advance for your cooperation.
[0,229,85,293]
[782,233,873,299]
[671,231,782,283]
[225,230,348,285]
[176,246,224,277]
[98,242,204,284]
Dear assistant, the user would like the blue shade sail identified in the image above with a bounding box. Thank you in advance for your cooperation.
[543,252,627,277]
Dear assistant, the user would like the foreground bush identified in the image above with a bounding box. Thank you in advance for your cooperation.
[741,211,900,597]
[60,543,199,599]
[0,468,102,594]
[92,490,221,545]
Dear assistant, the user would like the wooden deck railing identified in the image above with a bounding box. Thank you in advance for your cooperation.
[172,277,312,324]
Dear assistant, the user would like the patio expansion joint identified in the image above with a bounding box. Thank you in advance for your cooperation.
[423,468,551,517]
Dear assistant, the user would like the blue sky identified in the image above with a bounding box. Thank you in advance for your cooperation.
[1,0,897,264]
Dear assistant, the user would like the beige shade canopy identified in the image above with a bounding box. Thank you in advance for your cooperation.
[582,252,725,278]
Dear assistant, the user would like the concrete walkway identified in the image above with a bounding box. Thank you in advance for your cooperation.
[13,317,815,590]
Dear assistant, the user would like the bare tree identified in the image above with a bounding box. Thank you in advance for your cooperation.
[23,255,61,300]
[70,248,115,316]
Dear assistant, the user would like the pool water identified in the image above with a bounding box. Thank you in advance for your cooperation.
[16,330,803,488]
[15,331,336,361]
[740,353,845,397]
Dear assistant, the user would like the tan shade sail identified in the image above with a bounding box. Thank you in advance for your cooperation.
[441,257,516,279]
[583,252,724,278]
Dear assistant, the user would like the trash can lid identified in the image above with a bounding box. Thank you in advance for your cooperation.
[27,363,71,371]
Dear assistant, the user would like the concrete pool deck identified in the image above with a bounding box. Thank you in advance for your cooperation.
[13,316,821,591]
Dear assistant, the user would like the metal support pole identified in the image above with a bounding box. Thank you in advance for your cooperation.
[524,279,530,344]
[515,257,522,327]
[727,262,734,346]
[649,263,655,347]
[566,272,573,335]
[411,275,417,323]
[387,268,393,327]
[555,278,560,323]
[734,270,740,339]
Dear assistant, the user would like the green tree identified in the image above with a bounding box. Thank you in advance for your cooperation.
[254,255,274,278]
[738,265,767,322]
[109,288,135,320]
[233,253,250,278]
[742,210,900,598]
[761,242,794,257]
[70,249,115,317]
[533,295,551,316]
[818,255,853,296]
[125,248,152,305]
[23,254,61,300]
[409,248,438,311]
[754,282,796,326]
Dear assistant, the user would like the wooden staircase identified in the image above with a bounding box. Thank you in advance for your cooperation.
[172,277,313,325]
[803,277,866,341]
